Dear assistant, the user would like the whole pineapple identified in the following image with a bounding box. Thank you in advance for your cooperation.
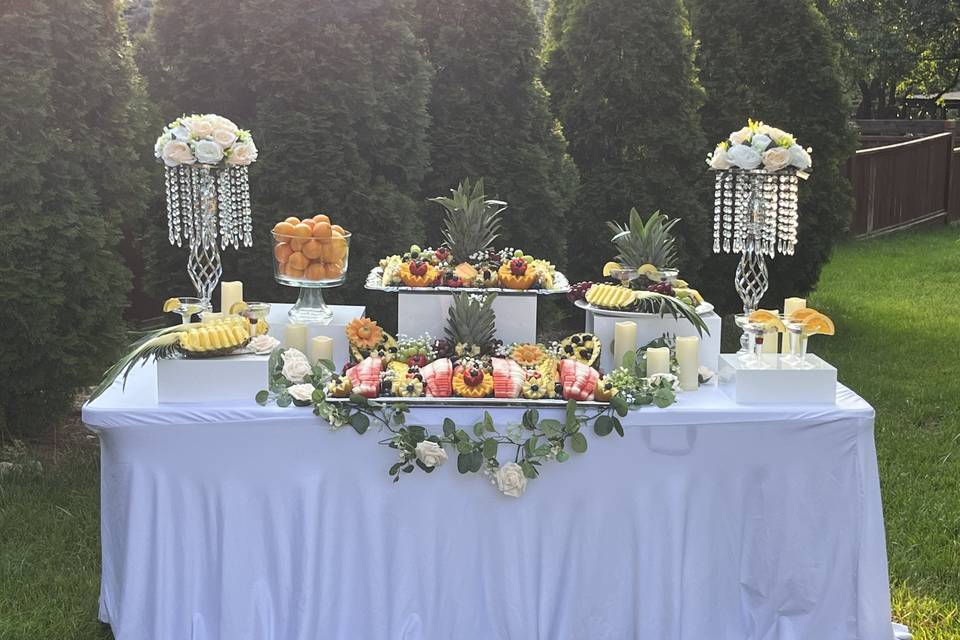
[445,292,498,357]
[607,209,680,270]
[430,178,506,264]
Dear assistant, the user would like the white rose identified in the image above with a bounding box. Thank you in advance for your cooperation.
[227,140,258,166]
[248,335,280,354]
[495,462,528,498]
[212,127,238,149]
[762,146,791,171]
[729,127,752,145]
[185,116,214,139]
[209,115,239,134]
[726,144,762,170]
[648,372,681,392]
[709,145,732,170]
[751,133,773,152]
[154,132,172,158]
[414,441,448,468]
[788,144,812,170]
[171,124,190,141]
[756,123,773,136]
[281,349,312,383]
[766,127,790,144]
[287,383,316,402]
[194,139,224,165]
[160,140,196,167]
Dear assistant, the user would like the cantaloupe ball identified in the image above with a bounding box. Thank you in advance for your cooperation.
[323,262,344,279]
[284,216,300,225]
[290,237,307,252]
[328,231,348,262]
[287,251,309,271]
[305,263,326,281]
[312,221,332,238]
[273,221,295,238]
[274,242,292,264]
[284,265,305,279]
[301,218,316,230]
[292,223,312,238]
[313,214,330,224]
[331,224,346,235]
[302,239,324,260]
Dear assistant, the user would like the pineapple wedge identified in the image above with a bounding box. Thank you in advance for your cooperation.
[585,283,638,310]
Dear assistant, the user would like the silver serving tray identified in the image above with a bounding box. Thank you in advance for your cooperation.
[574,298,715,317]
[365,267,571,295]
[325,395,608,409]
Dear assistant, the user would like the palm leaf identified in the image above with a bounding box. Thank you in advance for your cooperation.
[89,330,182,402]
[634,291,709,336]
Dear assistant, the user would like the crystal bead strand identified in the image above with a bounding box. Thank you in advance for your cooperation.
[713,173,723,253]
[217,170,230,250]
[240,166,253,247]
[179,166,193,247]
[165,168,176,246]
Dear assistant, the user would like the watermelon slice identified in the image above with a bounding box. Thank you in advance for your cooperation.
[559,359,599,401]
[420,358,453,397]
[346,356,382,398]
[491,358,525,398]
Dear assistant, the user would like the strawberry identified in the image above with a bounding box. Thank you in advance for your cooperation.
[509,257,527,276]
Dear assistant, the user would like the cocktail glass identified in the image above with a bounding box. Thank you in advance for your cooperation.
[609,267,639,289]
[240,302,272,338]
[738,320,770,369]
[167,297,207,325]
[782,322,813,369]
[652,268,679,283]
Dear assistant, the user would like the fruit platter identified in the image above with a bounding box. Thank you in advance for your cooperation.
[366,179,569,295]
[568,209,710,330]
[330,294,620,406]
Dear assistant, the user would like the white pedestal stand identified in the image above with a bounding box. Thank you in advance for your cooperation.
[398,292,537,344]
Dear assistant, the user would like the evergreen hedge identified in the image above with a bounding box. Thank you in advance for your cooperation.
[0,0,148,435]
[543,0,710,284]
[691,0,857,311]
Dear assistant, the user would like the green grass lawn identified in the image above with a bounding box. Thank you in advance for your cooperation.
[1,225,959,639]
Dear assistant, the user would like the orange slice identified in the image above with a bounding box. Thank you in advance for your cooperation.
[748,309,785,332]
[787,307,818,324]
[801,312,835,337]
[602,261,622,277]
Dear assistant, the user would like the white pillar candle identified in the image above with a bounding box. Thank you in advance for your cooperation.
[612,321,637,370]
[310,335,334,366]
[220,281,244,315]
[675,336,699,391]
[284,324,309,354]
[760,309,779,353]
[782,297,806,353]
[646,347,671,376]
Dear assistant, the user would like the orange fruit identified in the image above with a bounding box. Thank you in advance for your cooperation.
[748,309,785,332]
[284,216,300,225]
[290,237,307,252]
[312,221,332,238]
[292,223,312,238]
[801,312,835,337]
[274,242,292,264]
[331,224,346,235]
[287,251,309,271]
[305,263,326,281]
[328,231,348,262]
[787,307,818,324]
[313,214,330,224]
[302,239,324,260]
[273,221,295,238]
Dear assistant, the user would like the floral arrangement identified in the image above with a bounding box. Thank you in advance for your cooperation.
[707,119,812,173]
[154,114,258,168]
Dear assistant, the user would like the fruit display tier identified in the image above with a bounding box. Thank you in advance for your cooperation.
[364,267,571,295]
[326,396,609,409]
[574,298,715,318]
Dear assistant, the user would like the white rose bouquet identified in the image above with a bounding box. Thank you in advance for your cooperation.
[706,119,812,173]
[154,113,258,168]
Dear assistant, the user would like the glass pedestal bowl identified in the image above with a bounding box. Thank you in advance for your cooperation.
[272,230,352,324]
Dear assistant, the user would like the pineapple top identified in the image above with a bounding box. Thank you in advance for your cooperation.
[607,209,679,270]
[445,292,497,348]
[430,178,506,263]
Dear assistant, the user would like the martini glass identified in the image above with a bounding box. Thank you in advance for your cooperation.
[652,268,679,283]
[609,267,639,289]
[241,302,272,338]
[738,320,770,369]
[782,321,813,369]
[166,297,207,325]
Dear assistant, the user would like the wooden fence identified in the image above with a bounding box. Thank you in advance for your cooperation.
[845,132,957,237]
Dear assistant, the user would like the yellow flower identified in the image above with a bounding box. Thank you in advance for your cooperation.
[748,118,764,133]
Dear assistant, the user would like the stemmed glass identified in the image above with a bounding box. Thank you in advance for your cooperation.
[737,319,771,369]
[782,320,813,369]
[609,267,640,289]
[239,302,272,338]
[166,297,207,325]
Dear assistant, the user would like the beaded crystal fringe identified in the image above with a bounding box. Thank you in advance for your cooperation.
[712,169,799,257]
[164,165,253,251]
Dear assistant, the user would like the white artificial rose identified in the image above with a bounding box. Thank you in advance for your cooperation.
[709,145,732,170]
[648,373,681,392]
[171,123,190,141]
[766,127,790,144]
[495,462,528,498]
[161,140,196,167]
[194,139,224,165]
[209,115,239,134]
[729,127,752,145]
[751,133,773,152]
[281,349,312,383]
[756,123,773,136]
[415,441,448,468]
[726,144,762,169]
[248,335,280,354]
[212,127,238,149]
[287,383,316,403]
[227,140,258,166]
[788,144,812,170]
[762,146,791,171]
[186,116,214,139]
[154,132,172,159]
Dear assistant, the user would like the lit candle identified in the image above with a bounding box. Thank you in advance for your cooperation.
[675,336,699,391]
[284,324,308,354]
[612,321,637,370]
[310,335,334,366]
[761,308,779,353]
[220,281,244,315]
[782,297,806,353]
[646,347,671,376]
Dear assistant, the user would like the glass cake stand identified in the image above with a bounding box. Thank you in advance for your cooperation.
[272,230,352,324]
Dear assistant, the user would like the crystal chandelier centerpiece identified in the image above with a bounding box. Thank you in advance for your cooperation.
[156,114,259,310]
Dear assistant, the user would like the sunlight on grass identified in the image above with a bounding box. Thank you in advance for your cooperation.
[892,582,960,640]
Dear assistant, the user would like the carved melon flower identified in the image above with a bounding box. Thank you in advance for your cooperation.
[346,317,383,350]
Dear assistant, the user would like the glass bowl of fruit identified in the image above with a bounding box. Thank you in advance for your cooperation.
[271,214,352,324]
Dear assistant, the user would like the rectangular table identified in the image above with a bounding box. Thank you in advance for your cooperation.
[83,364,894,640]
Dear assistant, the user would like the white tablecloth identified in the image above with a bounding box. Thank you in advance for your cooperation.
[83,364,893,640]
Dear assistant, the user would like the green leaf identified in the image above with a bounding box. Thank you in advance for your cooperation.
[349,393,368,406]
[482,438,498,459]
[653,388,675,408]
[483,411,495,432]
[612,416,624,437]
[277,393,292,408]
[416,459,435,473]
[389,462,403,476]
[565,399,578,427]
[255,390,269,406]
[570,432,588,453]
[350,412,370,434]
[316,359,335,374]
[468,450,484,472]
[611,395,629,417]
[594,415,614,436]
[409,425,427,441]
[556,450,570,462]
[311,388,325,404]
[524,436,539,458]
[522,409,539,430]
[539,419,563,437]
[443,418,456,437]
[473,421,485,437]
[520,461,537,479]
[393,412,406,425]
[457,453,470,474]
[621,349,637,373]
[456,440,474,454]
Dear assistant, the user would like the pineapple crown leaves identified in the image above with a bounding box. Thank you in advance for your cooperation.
[444,292,498,348]
[634,290,709,337]
[430,178,506,263]
[89,328,183,401]
[607,209,680,270]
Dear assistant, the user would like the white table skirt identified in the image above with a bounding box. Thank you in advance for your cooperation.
[83,364,893,640]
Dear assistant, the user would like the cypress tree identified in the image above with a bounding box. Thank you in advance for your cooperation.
[0,0,148,434]
[415,0,577,266]
[691,0,856,310]
[543,0,709,284]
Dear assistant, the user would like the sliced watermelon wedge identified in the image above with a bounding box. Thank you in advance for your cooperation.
[420,358,453,397]
[347,356,382,398]
[491,358,525,398]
